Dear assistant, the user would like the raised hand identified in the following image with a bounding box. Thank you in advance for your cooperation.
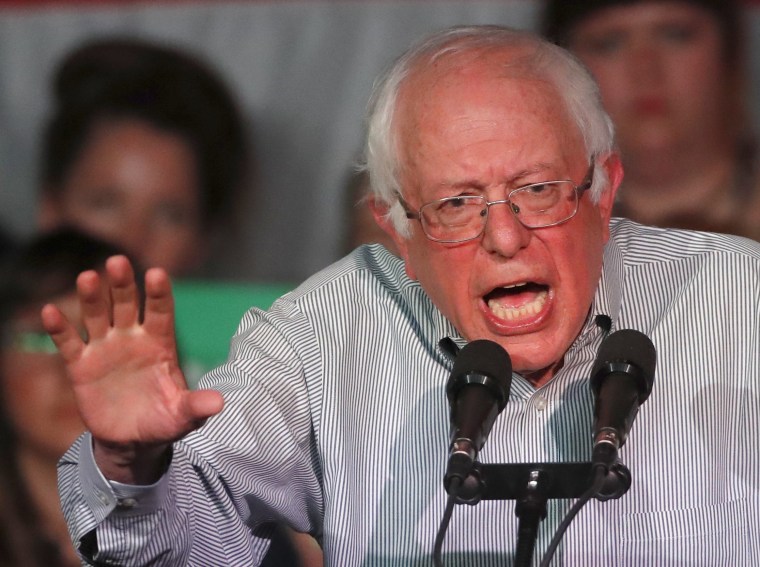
[41,255,224,484]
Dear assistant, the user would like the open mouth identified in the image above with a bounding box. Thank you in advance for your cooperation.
[484,282,549,322]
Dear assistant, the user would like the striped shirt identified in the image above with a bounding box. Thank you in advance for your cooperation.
[59,218,760,566]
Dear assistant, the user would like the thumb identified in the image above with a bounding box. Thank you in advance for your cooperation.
[182,389,225,428]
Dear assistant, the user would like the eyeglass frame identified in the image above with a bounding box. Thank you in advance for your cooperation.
[396,163,596,243]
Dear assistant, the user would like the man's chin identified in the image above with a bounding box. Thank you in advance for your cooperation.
[502,345,564,384]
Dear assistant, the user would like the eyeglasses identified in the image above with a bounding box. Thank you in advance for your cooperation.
[398,164,594,243]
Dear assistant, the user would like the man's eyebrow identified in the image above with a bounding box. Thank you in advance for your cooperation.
[509,162,557,181]
[436,162,560,193]
[442,180,487,192]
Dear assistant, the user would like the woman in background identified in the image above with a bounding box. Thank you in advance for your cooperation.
[0,228,133,566]
[37,37,251,275]
[542,0,760,239]
[33,38,319,565]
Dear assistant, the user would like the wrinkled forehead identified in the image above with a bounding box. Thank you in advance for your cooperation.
[395,45,579,157]
[394,41,574,139]
[401,42,543,99]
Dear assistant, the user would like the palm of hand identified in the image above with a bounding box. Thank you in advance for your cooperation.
[72,327,194,446]
[42,256,224,452]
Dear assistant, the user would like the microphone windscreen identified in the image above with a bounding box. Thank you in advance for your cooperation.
[591,329,656,396]
[448,339,512,406]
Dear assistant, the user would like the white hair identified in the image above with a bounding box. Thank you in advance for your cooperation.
[361,25,616,237]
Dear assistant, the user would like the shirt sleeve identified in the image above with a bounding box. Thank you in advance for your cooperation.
[57,303,324,566]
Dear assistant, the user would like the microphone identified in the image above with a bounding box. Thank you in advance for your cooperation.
[590,329,656,469]
[444,339,512,488]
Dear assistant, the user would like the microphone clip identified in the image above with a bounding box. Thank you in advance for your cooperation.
[444,460,631,504]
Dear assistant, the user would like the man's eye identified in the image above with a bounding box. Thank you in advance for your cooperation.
[430,197,482,225]
[436,196,483,213]
[521,183,565,200]
[527,184,551,195]
[514,183,564,207]
[441,197,469,210]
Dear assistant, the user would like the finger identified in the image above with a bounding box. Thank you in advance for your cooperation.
[77,270,111,340]
[142,267,176,338]
[40,303,85,364]
[106,256,140,330]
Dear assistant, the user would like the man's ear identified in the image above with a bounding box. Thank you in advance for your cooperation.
[368,195,416,279]
[597,152,624,238]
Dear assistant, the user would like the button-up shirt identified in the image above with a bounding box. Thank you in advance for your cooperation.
[59,218,760,566]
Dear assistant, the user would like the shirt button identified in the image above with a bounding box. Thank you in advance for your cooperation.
[534,397,547,411]
[117,497,138,509]
[95,489,110,505]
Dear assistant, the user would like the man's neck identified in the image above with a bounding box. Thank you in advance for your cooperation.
[524,358,564,388]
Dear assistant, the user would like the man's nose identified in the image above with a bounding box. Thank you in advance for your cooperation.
[480,201,531,257]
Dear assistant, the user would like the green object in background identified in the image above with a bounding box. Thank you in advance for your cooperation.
[173,279,294,387]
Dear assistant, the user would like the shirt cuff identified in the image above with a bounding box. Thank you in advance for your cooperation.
[78,431,171,519]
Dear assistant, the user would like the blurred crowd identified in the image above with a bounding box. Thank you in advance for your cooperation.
[0,1,758,565]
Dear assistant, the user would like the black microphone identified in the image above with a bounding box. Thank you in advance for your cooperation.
[590,329,656,469]
[444,339,512,487]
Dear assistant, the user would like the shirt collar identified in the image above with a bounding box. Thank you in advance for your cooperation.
[592,232,625,331]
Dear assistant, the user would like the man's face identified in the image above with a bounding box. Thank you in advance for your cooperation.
[380,51,620,385]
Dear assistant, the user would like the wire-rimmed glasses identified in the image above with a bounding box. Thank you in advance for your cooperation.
[398,165,594,243]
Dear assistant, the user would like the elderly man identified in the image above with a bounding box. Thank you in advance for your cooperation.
[45,26,759,566]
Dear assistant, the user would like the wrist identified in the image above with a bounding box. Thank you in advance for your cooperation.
[93,440,171,485]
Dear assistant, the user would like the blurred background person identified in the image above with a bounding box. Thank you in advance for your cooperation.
[542,0,760,239]
[31,36,316,566]
[0,228,133,567]
[0,226,310,565]
[341,166,399,256]
[0,225,16,266]
[36,37,251,276]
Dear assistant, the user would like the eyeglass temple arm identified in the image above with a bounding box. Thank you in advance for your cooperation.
[396,193,421,220]
[578,162,595,194]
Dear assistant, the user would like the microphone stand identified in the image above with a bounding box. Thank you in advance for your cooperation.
[513,469,548,566]
[446,461,631,566]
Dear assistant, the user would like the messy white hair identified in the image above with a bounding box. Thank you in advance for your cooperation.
[361,25,616,238]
